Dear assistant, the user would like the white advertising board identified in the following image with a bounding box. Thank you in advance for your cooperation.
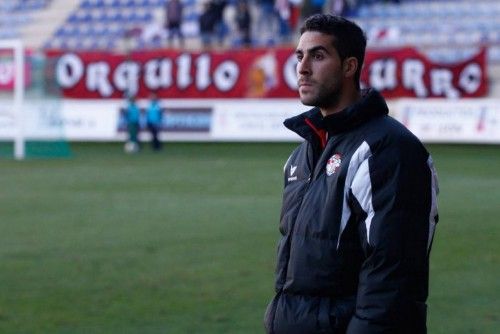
[211,99,306,141]
[58,100,119,140]
[1,97,499,143]
[0,99,119,140]
[395,99,500,143]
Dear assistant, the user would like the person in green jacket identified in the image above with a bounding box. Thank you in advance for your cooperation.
[125,95,141,153]
[146,93,163,151]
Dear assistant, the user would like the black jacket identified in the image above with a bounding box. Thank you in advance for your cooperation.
[264,89,439,334]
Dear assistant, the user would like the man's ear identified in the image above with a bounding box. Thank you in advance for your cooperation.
[343,57,358,78]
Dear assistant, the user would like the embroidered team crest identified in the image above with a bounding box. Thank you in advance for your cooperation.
[326,154,342,176]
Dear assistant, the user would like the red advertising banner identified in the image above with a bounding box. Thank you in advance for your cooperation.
[48,47,487,99]
[361,48,487,98]
[0,52,32,91]
[48,48,298,99]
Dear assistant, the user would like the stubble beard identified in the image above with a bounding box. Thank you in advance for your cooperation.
[300,82,342,110]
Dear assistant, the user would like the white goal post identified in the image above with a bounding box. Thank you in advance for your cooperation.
[0,39,25,160]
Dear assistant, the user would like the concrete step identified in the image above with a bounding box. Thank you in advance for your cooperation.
[20,0,79,50]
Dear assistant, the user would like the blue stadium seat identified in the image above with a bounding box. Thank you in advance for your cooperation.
[88,0,100,7]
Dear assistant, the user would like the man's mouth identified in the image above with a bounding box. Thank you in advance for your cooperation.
[298,80,313,87]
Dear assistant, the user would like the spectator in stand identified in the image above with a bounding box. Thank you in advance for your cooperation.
[211,0,228,47]
[301,0,325,19]
[235,0,252,47]
[199,1,217,49]
[256,0,279,45]
[165,0,184,48]
[338,0,365,16]
[146,93,163,151]
[275,0,293,44]
[288,0,302,33]
[327,0,346,16]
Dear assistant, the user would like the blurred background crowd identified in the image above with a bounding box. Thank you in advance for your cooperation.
[2,0,498,65]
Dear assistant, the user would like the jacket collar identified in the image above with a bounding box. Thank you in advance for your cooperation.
[284,89,389,142]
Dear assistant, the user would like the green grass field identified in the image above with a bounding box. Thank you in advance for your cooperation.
[0,143,499,333]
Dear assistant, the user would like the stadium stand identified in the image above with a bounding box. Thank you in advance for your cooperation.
[43,0,202,51]
[0,0,53,40]
[3,0,493,63]
[353,0,500,63]
[1,1,486,50]
[349,0,500,96]
[1,0,500,96]
[8,0,76,50]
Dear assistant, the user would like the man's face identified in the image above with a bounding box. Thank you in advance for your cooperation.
[295,31,344,108]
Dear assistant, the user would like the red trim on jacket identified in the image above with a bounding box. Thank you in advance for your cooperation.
[304,117,328,149]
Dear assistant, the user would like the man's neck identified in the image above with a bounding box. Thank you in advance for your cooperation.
[320,89,361,118]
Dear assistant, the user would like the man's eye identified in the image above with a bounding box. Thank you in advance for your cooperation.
[296,54,303,61]
[314,54,324,60]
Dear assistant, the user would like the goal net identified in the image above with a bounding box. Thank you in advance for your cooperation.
[0,40,70,159]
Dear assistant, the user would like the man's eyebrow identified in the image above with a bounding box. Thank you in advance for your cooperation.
[295,45,330,55]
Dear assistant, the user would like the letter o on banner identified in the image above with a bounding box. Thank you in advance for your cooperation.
[56,53,84,88]
[459,63,482,94]
[213,61,239,92]
[284,54,298,90]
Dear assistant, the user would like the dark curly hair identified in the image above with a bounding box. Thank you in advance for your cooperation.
[300,14,367,90]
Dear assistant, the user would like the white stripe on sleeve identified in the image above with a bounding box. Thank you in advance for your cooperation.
[338,141,372,248]
[427,155,439,252]
[350,159,375,246]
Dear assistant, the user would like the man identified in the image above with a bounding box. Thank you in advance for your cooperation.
[165,0,184,48]
[124,95,141,153]
[264,14,439,334]
[146,93,162,151]
[210,0,228,47]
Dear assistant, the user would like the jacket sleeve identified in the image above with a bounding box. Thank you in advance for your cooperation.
[346,141,439,334]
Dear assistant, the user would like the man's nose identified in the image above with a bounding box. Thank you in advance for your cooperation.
[297,58,311,75]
